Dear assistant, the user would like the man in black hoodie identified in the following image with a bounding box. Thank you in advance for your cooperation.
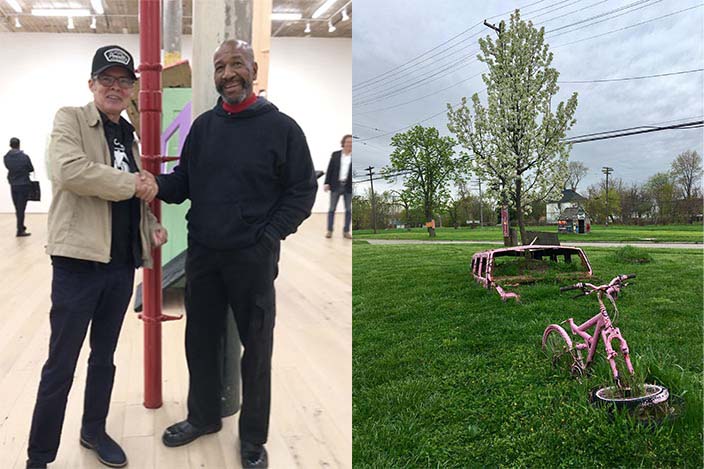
[154,39,317,469]
[4,137,34,237]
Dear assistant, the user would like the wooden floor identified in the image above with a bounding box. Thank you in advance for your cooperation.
[0,213,351,469]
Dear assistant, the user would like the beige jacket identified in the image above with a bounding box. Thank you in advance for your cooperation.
[46,101,160,268]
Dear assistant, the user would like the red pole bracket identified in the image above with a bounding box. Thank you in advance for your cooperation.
[138,313,184,322]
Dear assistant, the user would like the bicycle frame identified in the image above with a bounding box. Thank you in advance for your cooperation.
[566,281,635,386]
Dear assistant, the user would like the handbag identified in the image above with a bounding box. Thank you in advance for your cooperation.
[28,180,41,202]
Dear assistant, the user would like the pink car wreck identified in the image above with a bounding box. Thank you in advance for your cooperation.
[471,245,593,302]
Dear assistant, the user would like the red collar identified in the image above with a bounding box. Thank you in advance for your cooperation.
[222,93,257,113]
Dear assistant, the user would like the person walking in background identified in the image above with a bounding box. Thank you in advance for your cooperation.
[324,134,353,239]
[4,137,34,237]
[25,44,166,469]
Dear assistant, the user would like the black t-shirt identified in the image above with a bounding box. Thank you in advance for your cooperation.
[101,112,142,268]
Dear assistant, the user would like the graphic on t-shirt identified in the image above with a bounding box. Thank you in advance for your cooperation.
[113,139,130,173]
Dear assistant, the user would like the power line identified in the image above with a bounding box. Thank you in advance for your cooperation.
[552,3,704,49]
[352,0,599,98]
[565,120,703,144]
[353,0,662,101]
[547,0,663,38]
[356,65,701,120]
[558,68,704,84]
[353,120,704,185]
[353,170,413,184]
[547,0,655,33]
[352,0,553,91]
[354,73,485,116]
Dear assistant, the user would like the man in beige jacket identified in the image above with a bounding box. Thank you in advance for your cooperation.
[25,45,165,469]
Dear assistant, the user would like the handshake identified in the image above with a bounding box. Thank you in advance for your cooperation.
[135,171,159,203]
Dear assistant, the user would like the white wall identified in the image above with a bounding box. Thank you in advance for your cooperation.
[0,33,350,214]
[268,38,352,213]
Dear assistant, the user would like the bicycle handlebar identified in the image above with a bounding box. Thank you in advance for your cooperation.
[560,274,636,294]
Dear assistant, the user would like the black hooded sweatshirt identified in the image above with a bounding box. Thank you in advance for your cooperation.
[156,97,317,250]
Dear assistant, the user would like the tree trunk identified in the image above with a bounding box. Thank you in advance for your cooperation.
[425,207,435,238]
[515,179,527,244]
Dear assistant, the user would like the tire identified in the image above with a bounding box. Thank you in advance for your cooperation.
[593,384,669,409]
[542,324,579,373]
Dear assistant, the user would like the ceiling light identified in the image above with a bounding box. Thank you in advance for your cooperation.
[90,0,104,15]
[67,16,75,29]
[271,12,302,21]
[341,8,349,21]
[6,0,21,13]
[14,16,21,28]
[328,19,336,33]
[312,0,336,19]
[304,22,311,33]
[90,16,96,29]
[31,9,92,17]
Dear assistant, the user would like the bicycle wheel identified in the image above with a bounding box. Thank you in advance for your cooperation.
[593,384,669,409]
[542,324,577,373]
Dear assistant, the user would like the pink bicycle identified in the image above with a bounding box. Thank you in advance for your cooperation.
[542,274,669,408]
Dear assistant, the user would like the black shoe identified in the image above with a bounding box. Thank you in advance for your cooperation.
[26,461,46,469]
[79,431,127,468]
[16,231,31,237]
[241,441,268,468]
[162,420,222,447]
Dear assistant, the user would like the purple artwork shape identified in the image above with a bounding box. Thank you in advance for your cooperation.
[160,101,192,174]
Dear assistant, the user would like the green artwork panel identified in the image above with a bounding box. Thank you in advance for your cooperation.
[160,88,192,265]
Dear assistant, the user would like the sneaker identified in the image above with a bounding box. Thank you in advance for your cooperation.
[325,231,332,238]
[343,232,352,239]
[241,441,268,468]
[79,431,127,468]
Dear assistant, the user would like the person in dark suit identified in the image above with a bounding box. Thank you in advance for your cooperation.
[4,137,34,237]
[323,134,352,239]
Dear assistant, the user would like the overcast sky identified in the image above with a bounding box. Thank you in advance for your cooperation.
[352,0,704,195]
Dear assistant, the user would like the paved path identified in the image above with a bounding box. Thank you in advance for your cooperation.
[363,239,703,249]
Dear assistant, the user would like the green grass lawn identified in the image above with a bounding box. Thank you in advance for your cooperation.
[353,243,703,467]
[353,224,704,243]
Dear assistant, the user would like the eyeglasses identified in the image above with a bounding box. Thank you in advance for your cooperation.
[95,74,136,89]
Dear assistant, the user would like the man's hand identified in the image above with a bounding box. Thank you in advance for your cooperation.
[152,227,168,247]
[135,171,158,202]
[323,184,331,192]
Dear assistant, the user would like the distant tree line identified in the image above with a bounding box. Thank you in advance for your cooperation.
[353,149,702,230]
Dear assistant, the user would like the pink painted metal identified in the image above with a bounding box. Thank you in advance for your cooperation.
[470,245,593,301]
[543,274,636,387]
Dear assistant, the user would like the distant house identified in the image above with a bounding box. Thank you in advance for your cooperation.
[558,206,591,234]
[546,189,587,224]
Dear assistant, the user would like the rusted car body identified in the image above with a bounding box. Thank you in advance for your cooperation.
[471,245,593,302]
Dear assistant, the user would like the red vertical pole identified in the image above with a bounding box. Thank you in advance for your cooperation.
[139,0,163,409]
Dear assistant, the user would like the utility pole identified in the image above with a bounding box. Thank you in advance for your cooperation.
[602,166,613,226]
[366,166,377,234]
[483,19,502,35]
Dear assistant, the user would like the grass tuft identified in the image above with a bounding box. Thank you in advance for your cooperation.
[613,245,654,264]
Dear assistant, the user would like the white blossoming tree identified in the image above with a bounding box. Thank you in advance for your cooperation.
[447,9,578,244]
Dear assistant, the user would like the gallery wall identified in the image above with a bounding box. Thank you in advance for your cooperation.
[0,33,351,214]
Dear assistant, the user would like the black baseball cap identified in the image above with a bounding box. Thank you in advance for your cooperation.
[91,45,137,80]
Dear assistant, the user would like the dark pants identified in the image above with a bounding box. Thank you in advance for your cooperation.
[185,237,278,445]
[11,184,30,234]
[27,263,135,464]
[327,189,352,233]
